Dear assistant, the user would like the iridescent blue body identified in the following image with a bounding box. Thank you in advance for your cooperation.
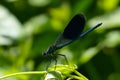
[43,13,102,56]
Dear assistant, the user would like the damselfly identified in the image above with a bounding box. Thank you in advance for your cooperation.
[43,13,102,66]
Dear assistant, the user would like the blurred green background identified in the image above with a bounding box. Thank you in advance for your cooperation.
[0,0,120,80]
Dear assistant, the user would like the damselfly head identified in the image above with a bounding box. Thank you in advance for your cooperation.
[42,50,48,55]
[43,45,56,56]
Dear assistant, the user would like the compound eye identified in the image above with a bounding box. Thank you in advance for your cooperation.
[42,51,47,55]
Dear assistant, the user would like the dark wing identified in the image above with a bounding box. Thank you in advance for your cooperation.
[63,13,86,39]
[54,13,86,49]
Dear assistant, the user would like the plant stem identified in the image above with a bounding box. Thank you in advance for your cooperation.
[0,71,47,80]
[74,70,88,80]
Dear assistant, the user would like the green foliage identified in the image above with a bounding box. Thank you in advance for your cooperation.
[0,64,88,80]
[0,0,120,80]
